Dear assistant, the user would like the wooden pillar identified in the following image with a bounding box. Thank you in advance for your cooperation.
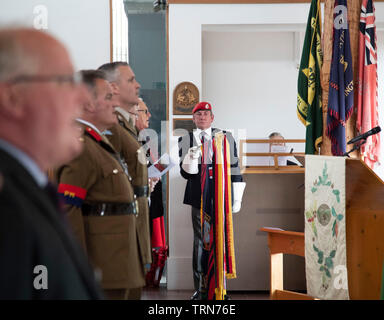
[321,0,362,156]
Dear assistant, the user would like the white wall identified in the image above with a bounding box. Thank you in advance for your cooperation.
[0,0,110,70]
[168,3,384,290]
[202,30,305,140]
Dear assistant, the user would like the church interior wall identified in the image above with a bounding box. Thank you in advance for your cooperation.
[0,0,110,70]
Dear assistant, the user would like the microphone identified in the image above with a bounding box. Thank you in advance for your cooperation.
[347,126,381,144]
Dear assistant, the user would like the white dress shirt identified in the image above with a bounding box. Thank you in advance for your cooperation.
[193,127,212,145]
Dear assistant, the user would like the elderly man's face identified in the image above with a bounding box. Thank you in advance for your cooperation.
[269,134,286,153]
[269,135,285,145]
[16,34,83,169]
[136,100,151,132]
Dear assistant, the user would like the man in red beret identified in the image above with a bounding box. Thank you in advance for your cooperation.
[178,101,246,300]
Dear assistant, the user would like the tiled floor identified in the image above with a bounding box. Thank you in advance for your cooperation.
[142,286,270,300]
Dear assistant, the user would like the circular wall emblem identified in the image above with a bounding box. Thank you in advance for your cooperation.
[173,81,199,115]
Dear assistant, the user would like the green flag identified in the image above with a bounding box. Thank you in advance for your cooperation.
[297,0,323,154]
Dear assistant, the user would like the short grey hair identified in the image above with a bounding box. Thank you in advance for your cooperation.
[79,69,108,94]
[269,132,284,139]
[0,28,38,81]
[98,61,129,83]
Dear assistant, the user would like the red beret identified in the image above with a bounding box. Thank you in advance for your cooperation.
[192,102,212,114]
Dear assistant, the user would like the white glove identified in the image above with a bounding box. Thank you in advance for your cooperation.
[232,182,246,213]
[181,146,201,174]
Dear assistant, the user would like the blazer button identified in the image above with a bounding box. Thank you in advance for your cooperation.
[113,169,118,174]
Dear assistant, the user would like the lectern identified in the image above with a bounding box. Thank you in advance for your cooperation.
[262,158,384,300]
[345,158,384,299]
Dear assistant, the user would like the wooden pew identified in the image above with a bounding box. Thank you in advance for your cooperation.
[260,227,315,300]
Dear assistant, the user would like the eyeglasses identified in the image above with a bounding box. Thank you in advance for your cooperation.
[6,73,83,86]
[138,109,149,115]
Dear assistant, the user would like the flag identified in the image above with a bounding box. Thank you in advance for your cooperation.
[297,0,323,154]
[326,0,354,156]
[356,0,380,169]
[199,132,236,300]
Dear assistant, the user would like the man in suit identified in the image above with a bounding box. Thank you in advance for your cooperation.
[178,101,246,299]
[135,98,160,195]
[0,28,102,299]
[136,98,152,133]
[268,132,299,166]
[56,70,143,300]
[135,99,165,287]
[97,62,151,299]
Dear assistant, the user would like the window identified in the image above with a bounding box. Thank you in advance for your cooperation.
[111,0,129,62]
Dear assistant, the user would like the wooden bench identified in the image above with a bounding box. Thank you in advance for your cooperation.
[260,227,315,300]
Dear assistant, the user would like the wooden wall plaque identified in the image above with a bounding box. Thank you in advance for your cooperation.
[173,81,199,115]
[173,118,196,136]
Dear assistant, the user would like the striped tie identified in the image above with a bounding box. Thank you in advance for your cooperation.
[200,132,208,165]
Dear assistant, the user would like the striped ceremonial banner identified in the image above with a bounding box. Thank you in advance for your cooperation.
[326,0,354,156]
[214,132,236,300]
[199,131,236,300]
[356,0,380,169]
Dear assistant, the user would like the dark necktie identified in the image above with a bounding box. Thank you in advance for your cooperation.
[200,131,205,145]
[200,132,209,165]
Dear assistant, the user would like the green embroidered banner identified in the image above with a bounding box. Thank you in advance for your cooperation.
[305,155,349,299]
[297,0,323,154]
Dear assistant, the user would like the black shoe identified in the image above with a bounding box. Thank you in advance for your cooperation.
[190,291,201,300]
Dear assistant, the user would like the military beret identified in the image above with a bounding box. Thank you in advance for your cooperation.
[192,101,212,114]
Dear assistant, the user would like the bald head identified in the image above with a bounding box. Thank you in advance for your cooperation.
[0,28,73,81]
[0,28,82,170]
